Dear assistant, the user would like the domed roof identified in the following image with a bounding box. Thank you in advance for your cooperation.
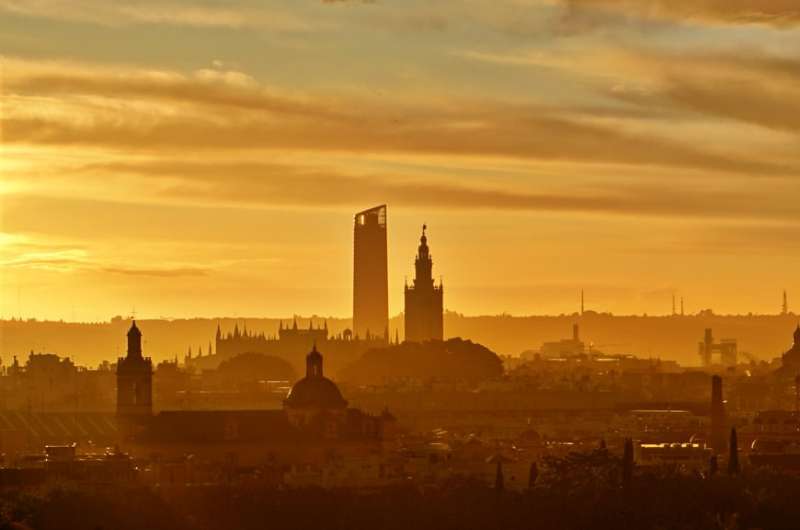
[285,376,347,409]
[284,344,347,409]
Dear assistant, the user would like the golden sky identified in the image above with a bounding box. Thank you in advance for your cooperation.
[2,0,800,320]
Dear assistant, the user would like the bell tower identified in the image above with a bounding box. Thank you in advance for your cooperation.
[404,224,444,342]
[116,320,153,420]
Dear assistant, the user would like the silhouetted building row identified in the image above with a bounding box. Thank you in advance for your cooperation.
[117,322,396,465]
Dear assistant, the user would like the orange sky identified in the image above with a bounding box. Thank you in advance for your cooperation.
[2,0,800,321]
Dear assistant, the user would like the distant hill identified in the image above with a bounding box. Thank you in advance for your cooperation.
[1,312,798,369]
[339,338,503,385]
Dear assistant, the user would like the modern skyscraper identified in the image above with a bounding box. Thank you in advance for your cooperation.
[404,224,444,342]
[352,205,389,340]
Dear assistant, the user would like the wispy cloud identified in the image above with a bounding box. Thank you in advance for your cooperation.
[458,45,800,135]
[0,0,317,31]
[101,266,209,277]
[3,58,793,178]
[562,0,800,27]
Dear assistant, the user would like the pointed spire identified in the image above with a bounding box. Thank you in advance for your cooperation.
[293,317,298,330]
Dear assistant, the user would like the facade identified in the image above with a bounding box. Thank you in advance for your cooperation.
[404,225,444,342]
[353,205,389,340]
[116,321,153,420]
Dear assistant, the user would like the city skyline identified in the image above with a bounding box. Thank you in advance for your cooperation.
[4,3,800,527]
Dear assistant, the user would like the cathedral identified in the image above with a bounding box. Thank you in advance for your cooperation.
[204,318,388,376]
[404,225,444,342]
[116,321,396,464]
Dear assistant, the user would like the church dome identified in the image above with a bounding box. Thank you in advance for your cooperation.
[284,345,347,409]
[285,376,347,409]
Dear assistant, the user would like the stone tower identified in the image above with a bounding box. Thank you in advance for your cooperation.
[116,320,153,420]
[404,224,444,342]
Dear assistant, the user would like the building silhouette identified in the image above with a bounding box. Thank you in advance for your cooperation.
[208,318,386,375]
[115,323,395,464]
[116,320,153,420]
[779,324,800,374]
[698,328,737,367]
[404,225,443,342]
[709,375,727,453]
[285,343,349,435]
[353,205,389,340]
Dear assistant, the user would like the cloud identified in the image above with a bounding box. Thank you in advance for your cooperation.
[0,0,316,31]
[101,266,209,277]
[0,231,212,276]
[562,0,800,27]
[3,58,792,178]
[50,160,800,224]
[459,45,800,134]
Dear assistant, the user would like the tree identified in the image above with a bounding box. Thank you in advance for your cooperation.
[709,454,718,478]
[528,462,538,489]
[622,438,634,491]
[495,459,504,492]
[728,427,739,475]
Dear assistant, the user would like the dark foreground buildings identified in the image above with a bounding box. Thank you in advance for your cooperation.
[404,225,443,342]
[117,322,395,465]
[352,205,389,340]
